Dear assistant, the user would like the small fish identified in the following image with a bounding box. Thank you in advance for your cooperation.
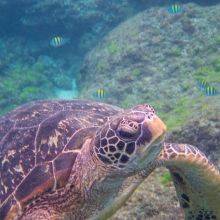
[197,79,218,96]
[50,36,69,47]
[168,4,182,14]
[96,88,106,99]
[204,85,217,96]
[197,79,209,91]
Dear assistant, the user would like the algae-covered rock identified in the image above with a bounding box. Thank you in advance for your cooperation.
[166,102,220,168]
[79,4,220,177]
[79,2,220,139]
[110,168,181,220]
[0,58,56,115]
[78,4,220,218]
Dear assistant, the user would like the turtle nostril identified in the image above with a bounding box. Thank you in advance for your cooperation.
[129,122,138,129]
[117,120,139,139]
[128,121,138,128]
[131,123,138,130]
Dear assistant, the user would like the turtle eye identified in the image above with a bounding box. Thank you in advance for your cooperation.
[117,120,139,139]
[118,130,135,139]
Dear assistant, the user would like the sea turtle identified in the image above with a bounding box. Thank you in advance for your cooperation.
[95,143,220,220]
[0,100,219,220]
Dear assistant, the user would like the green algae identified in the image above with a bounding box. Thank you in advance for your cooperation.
[194,65,220,83]
[213,35,220,45]
[158,96,201,131]
[97,61,106,73]
[212,57,220,72]
[0,62,54,115]
[107,41,119,54]
[192,54,220,96]
[169,47,182,57]
[161,171,172,186]
[19,87,42,103]
[121,95,136,109]
[132,68,141,77]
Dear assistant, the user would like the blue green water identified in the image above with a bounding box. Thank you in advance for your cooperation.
[0,0,219,116]
[0,1,220,219]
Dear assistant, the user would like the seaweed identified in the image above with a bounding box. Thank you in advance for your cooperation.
[160,171,172,186]
[168,47,182,57]
[194,65,220,83]
[0,61,54,115]
[213,35,220,45]
[107,41,119,54]
[132,68,141,77]
[159,96,200,131]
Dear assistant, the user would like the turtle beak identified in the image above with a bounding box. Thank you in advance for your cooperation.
[148,116,167,141]
[148,115,166,151]
[139,115,166,164]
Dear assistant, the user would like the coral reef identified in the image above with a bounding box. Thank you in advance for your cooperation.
[0,36,73,115]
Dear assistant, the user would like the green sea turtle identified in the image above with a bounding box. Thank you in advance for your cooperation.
[95,143,220,220]
[0,100,219,220]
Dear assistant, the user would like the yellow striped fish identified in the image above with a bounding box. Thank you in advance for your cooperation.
[96,88,106,99]
[197,79,218,96]
[204,85,217,96]
[198,79,208,91]
[50,36,69,47]
[168,4,182,14]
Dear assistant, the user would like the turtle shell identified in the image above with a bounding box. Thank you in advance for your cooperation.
[0,100,121,219]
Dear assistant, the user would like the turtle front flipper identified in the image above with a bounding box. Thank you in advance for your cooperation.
[157,143,220,219]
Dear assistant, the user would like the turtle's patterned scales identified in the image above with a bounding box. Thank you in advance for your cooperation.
[0,100,120,215]
[9,102,64,128]
[53,152,78,189]
[188,209,217,219]
[158,143,220,220]
[0,127,37,203]
[15,162,54,203]
[64,127,98,151]
[3,100,218,220]
[95,107,155,167]
[160,143,219,174]
[0,195,19,220]
[35,111,82,163]
[0,119,14,144]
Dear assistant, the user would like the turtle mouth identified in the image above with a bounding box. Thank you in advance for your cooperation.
[138,114,167,165]
[153,133,166,147]
[139,133,165,166]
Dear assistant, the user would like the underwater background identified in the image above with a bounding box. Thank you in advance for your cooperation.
[0,0,219,219]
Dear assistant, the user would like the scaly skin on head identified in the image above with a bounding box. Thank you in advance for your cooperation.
[19,104,166,220]
[71,104,167,219]
[92,104,166,173]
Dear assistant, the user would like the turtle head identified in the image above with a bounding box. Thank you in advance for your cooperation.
[93,104,166,173]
